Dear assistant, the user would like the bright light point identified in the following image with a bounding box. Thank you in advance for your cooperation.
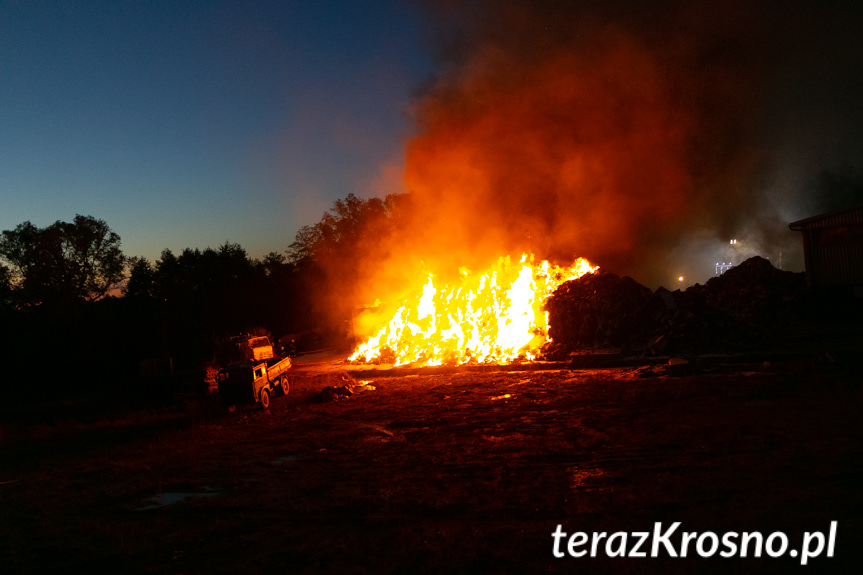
[678,276,684,282]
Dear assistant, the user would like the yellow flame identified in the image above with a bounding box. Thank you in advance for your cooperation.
[350,254,597,366]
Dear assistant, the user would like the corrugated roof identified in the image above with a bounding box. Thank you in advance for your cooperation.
[789,206,863,231]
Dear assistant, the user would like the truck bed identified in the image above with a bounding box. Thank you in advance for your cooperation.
[265,355,292,380]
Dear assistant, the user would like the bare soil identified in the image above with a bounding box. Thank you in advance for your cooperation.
[1,355,861,574]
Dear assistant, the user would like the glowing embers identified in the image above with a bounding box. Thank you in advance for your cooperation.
[351,254,596,367]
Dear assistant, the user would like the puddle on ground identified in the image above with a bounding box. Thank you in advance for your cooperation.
[136,487,220,511]
[271,454,298,464]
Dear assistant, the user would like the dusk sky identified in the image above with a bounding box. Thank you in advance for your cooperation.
[3,1,863,285]
[1,1,433,262]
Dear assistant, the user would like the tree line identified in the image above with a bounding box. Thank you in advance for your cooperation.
[0,215,124,307]
[0,195,403,410]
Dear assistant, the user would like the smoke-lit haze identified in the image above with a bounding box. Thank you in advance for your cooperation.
[383,0,863,289]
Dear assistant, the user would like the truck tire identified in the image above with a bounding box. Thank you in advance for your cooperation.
[280,377,290,396]
[260,388,270,410]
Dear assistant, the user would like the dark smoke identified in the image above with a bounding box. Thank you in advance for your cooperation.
[396,0,863,287]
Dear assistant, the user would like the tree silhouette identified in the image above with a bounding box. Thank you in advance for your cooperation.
[287,193,403,266]
[0,215,125,306]
[0,263,12,310]
[285,192,408,341]
[124,256,157,299]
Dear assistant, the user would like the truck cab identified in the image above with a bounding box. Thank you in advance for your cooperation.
[247,336,274,361]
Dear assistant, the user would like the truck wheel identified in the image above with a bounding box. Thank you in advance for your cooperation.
[260,388,270,410]
[280,377,290,396]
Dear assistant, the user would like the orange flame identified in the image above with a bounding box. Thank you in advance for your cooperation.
[350,254,596,366]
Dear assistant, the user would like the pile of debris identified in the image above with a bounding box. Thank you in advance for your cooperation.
[544,256,807,358]
[318,379,376,403]
[545,272,654,353]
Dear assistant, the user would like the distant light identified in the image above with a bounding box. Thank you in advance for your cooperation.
[730,239,737,245]
[678,276,684,282]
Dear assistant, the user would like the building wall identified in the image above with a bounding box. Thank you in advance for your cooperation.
[807,225,863,285]
[790,207,863,288]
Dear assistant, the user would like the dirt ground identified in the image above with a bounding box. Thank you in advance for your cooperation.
[1,354,861,574]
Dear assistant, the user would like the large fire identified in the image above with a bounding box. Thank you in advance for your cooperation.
[350,254,596,367]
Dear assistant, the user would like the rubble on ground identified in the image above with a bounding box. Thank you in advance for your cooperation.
[318,379,376,402]
[321,385,353,402]
[545,271,653,354]
[544,256,807,358]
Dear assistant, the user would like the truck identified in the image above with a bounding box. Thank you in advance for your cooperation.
[217,354,291,409]
[229,334,276,362]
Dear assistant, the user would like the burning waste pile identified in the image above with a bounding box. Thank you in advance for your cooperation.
[350,255,808,367]
[349,254,597,367]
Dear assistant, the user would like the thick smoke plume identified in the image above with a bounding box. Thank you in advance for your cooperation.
[373,0,863,290]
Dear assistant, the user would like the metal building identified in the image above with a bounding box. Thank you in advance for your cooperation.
[789,206,863,289]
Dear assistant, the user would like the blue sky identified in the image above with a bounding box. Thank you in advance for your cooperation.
[0,0,434,261]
